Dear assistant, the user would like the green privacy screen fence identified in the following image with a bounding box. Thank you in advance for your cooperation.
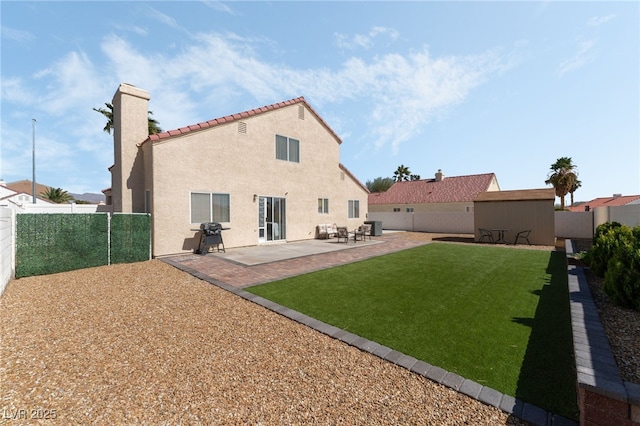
[16,213,151,278]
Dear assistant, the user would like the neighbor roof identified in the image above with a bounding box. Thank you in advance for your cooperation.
[5,180,50,198]
[144,97,341,145]
[567,194,640,212]
[368,173,497,205]
[474,188,555,202]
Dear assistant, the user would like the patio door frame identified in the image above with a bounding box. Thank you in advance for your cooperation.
[258,196,286,244]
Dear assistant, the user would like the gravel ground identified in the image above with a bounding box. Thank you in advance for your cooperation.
[0,260,524,425]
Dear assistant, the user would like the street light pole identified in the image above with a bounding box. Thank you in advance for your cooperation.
[32,118,36,203]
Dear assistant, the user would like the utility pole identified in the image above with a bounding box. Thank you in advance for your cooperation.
[32,118,36,203]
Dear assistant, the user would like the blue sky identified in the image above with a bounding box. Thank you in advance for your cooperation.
[1,1,638,203]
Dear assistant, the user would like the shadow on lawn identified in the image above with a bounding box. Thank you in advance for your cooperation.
[511,251,579,420]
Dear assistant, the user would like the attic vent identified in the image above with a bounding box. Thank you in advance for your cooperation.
[238,122,247,134]
[298,105,305,120]
[340,172,345,181]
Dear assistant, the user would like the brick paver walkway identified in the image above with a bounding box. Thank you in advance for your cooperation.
[163,233,431,288]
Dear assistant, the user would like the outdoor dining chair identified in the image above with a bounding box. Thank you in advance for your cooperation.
[478,228,494,243]
[336,226,351,243]
[514,230,531,245]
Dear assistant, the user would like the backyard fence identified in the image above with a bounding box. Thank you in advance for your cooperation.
[15,213,150,278]
[368,204,640,240]
[0,207,13,295]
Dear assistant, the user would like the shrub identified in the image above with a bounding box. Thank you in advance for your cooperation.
[588,222,626,277]
[589,223,640,311]
[603,238,640,311]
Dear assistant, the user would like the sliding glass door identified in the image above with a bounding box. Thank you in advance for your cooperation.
[258,196,286,243]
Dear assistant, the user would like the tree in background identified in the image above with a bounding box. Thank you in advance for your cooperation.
[393,164,410,182]
[545,157,579,210]
[569,177,582,206]
[366,177,395,192]
[393,165,420,182]
[41,187,74,204]
[93,103,163,135]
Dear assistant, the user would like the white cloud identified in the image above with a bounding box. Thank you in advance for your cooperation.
[558,40,595,76]
[588,14,616,27]
[335,26,399,50]
[2,30,508,183]
[93,32,508,153]
[202,1,237,15]
[1,26,35,43]
[147,6,183,31]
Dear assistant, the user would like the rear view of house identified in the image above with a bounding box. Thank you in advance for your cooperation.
[107,83,368,256]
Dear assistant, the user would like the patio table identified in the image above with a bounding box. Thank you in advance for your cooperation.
[491,229,510,244]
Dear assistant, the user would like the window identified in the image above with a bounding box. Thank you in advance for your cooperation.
[190,192,230,223]
[275,134,300,162]
[348,200,360,218]
[318,198,329,214]
[406,207,414,212]
[393,207,401,212]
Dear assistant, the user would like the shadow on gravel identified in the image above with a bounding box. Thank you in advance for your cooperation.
[513,251,579,420]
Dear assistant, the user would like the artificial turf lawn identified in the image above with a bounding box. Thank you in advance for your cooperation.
[247,243,578,419]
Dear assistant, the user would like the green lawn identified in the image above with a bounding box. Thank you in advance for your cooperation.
[247,243,578,419]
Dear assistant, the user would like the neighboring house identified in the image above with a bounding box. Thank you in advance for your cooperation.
[368,170,500,213]
[567,194,640,212]
[0,180,56,208]
[107,83,369,257]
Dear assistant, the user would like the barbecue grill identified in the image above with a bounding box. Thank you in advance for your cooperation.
[196,222,225,254]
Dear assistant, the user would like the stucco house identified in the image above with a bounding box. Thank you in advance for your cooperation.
[567,194,640,212]
[368,170,500,213]
[107,83,369,257]
[0,180,56,209]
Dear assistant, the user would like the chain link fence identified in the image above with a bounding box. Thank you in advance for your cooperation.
[16,213,150,278]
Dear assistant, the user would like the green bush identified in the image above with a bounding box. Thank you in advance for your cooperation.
[589,222,626,277]
[588,222,640,311]
[603,241,640,311]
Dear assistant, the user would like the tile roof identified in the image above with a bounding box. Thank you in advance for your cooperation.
[5,180,50,197]
[567,194,640,212]
[368,173,497,205]
[144,96,342,145]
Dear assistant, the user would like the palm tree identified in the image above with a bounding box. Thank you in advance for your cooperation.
[545,157,579,210]
[393,164,411,182]
[569,177,582,206]
[93,103,162,135]
[41,187,74,204]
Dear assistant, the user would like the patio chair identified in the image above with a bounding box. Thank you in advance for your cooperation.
[359,224,372,241]
[478,228,494,243]
[514,230,531,245]
[336,226,350,243]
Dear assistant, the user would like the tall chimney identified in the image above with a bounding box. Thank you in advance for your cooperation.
[435,169,444,182]
[111,83,150,213]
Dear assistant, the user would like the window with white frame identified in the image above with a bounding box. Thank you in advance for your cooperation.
[275,134,300,162]
[190,192,230,224]
[348,200,360,218]
[406,207,414,212]
[317,198,329,214]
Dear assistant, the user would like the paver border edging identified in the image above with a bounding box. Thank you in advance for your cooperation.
[162,257,577,426]
[566,239,640,425]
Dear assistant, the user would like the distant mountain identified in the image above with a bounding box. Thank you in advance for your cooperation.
[71,193,105,204]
